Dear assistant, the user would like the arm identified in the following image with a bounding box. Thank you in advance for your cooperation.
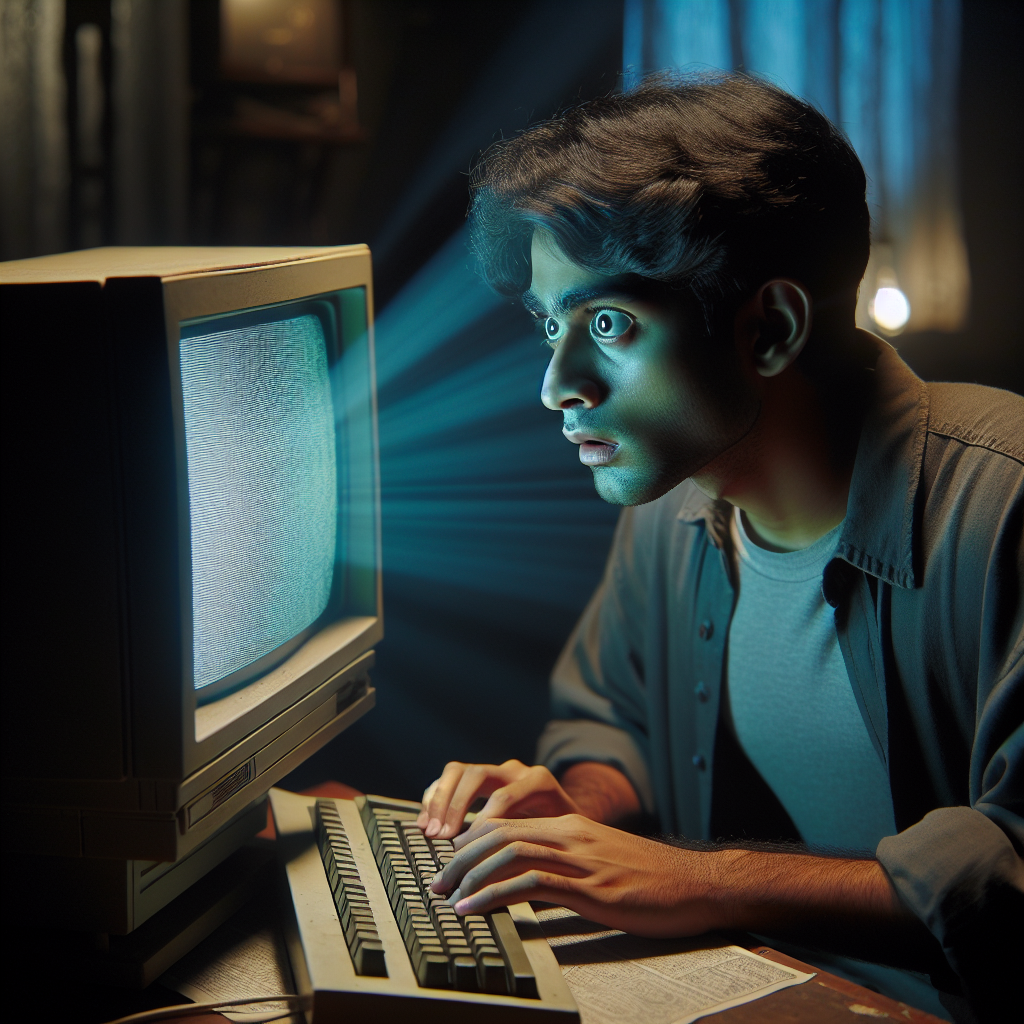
[560,761,642,826]
[430,814,916,940]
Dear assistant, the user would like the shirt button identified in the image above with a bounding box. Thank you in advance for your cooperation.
[692,754,706,771]
[694,681,709,702]
[698,620,714,640]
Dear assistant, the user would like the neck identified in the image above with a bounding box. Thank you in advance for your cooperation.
[692,361,865,552]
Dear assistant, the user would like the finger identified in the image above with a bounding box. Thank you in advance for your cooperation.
[439,764,505,839]
[452,869,576,917]
[455,842,588,902]
[433,819,567,893]
[417,779,439,829]
[421,762,469,836]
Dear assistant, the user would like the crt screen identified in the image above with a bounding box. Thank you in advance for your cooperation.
[180,312,338,691]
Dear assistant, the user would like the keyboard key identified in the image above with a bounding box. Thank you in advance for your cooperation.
[489,910,539,999]
[479,954,508,994]
[353,939,387,977]
[453,955,479,990]
[418,953,451,988]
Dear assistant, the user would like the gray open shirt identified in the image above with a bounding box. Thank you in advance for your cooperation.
[537,338,1023,1011]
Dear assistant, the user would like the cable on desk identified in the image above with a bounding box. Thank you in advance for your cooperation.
[100,993,310,1024]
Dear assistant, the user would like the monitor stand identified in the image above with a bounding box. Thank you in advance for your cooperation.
[5,798,271,987]
[79,838,276,987]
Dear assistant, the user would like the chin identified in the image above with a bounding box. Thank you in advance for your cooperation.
[591,466,681,508]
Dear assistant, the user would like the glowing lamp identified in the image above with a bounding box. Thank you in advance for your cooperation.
[870,286,911,334]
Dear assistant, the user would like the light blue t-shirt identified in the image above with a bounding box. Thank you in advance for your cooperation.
[725,507,896,853]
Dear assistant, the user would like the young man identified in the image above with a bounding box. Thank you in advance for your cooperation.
[416,76,1022,1020]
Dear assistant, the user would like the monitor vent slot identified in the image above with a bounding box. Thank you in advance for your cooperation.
[187,758,254,828]
[212,761,253,809]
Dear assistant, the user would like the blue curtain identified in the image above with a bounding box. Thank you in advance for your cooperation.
[623,0,968,334]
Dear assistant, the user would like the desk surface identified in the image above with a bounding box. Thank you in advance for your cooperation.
[56,781,949,1024]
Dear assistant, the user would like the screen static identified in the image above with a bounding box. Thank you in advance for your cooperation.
[180,313,338,691]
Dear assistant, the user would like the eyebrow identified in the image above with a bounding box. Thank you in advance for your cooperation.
[521,283,642,318]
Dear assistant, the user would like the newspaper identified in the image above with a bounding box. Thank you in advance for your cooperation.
[160,897,302,1023]
[536,906,815,1024]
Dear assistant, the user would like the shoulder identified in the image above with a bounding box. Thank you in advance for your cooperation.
[926,382,1024,465]
[919,382,1023,527]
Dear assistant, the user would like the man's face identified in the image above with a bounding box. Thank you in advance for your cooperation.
[528,230,759,506]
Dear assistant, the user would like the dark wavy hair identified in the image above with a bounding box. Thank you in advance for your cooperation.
[468,73,870,334]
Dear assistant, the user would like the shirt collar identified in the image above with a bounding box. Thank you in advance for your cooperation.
[677,332,929,591]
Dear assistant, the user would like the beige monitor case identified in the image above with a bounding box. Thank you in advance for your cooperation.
[1,248,382,912]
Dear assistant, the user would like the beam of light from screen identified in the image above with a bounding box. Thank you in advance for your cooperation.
[371,223,618,609]
[372,226,505,392]
[308,1,625,798]
[316,223,619,799]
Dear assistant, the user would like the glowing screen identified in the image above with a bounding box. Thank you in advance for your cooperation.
[180,312,337,691]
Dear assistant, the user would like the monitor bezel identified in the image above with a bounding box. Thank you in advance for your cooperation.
[160,250,382,778]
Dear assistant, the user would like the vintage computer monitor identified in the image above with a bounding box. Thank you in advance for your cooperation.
[0,246,381,947]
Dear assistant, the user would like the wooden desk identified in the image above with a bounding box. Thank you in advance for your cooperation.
[63,781,948,1024]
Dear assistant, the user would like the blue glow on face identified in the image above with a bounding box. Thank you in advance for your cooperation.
[181,313,338,690]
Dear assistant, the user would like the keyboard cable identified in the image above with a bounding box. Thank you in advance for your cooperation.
[100,993,311,1024]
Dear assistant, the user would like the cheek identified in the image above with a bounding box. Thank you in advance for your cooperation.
[615,359,710,436]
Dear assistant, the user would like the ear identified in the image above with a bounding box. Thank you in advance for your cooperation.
[736,280,813,378]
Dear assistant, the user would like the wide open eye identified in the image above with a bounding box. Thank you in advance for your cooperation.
[541,316,565,343]
[590,309,634,341]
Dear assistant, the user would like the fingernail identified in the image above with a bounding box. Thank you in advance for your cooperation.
[446,887,462,906]
[430,871,443,891]
[426,818,441,837]
[454,897,470,915]
[438,823,452,838]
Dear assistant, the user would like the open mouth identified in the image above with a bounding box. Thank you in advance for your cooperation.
[578,440,619,465]
[563,429,620,466]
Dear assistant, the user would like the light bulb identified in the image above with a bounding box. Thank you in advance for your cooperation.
[871,286,911,333]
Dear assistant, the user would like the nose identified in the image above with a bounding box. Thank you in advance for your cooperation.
[540,334,603,411]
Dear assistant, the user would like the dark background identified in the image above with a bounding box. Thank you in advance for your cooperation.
[5,0,1021,802]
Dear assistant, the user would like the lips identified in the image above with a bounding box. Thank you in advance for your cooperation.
[579,441,618,465]
[563,429,619,465]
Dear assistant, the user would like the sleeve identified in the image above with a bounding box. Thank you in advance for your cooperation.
[534,506,657,815]
[878,437,1024,1019]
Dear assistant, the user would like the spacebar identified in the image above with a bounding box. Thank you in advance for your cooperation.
[488,910,538,998]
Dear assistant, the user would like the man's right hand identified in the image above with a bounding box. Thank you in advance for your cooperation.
[416,760,580,839]
[416,759,642,839]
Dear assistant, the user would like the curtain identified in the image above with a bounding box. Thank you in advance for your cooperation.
[623,0,969,334]
[0,0,68,259]
[0,0,188,260]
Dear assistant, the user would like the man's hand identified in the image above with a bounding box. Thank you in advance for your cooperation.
[429,815,914,940]
[416,760,642,839]
[430,814,720,936]
[416,760,582,839]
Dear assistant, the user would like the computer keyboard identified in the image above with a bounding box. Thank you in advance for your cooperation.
[270,787,579,1021]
